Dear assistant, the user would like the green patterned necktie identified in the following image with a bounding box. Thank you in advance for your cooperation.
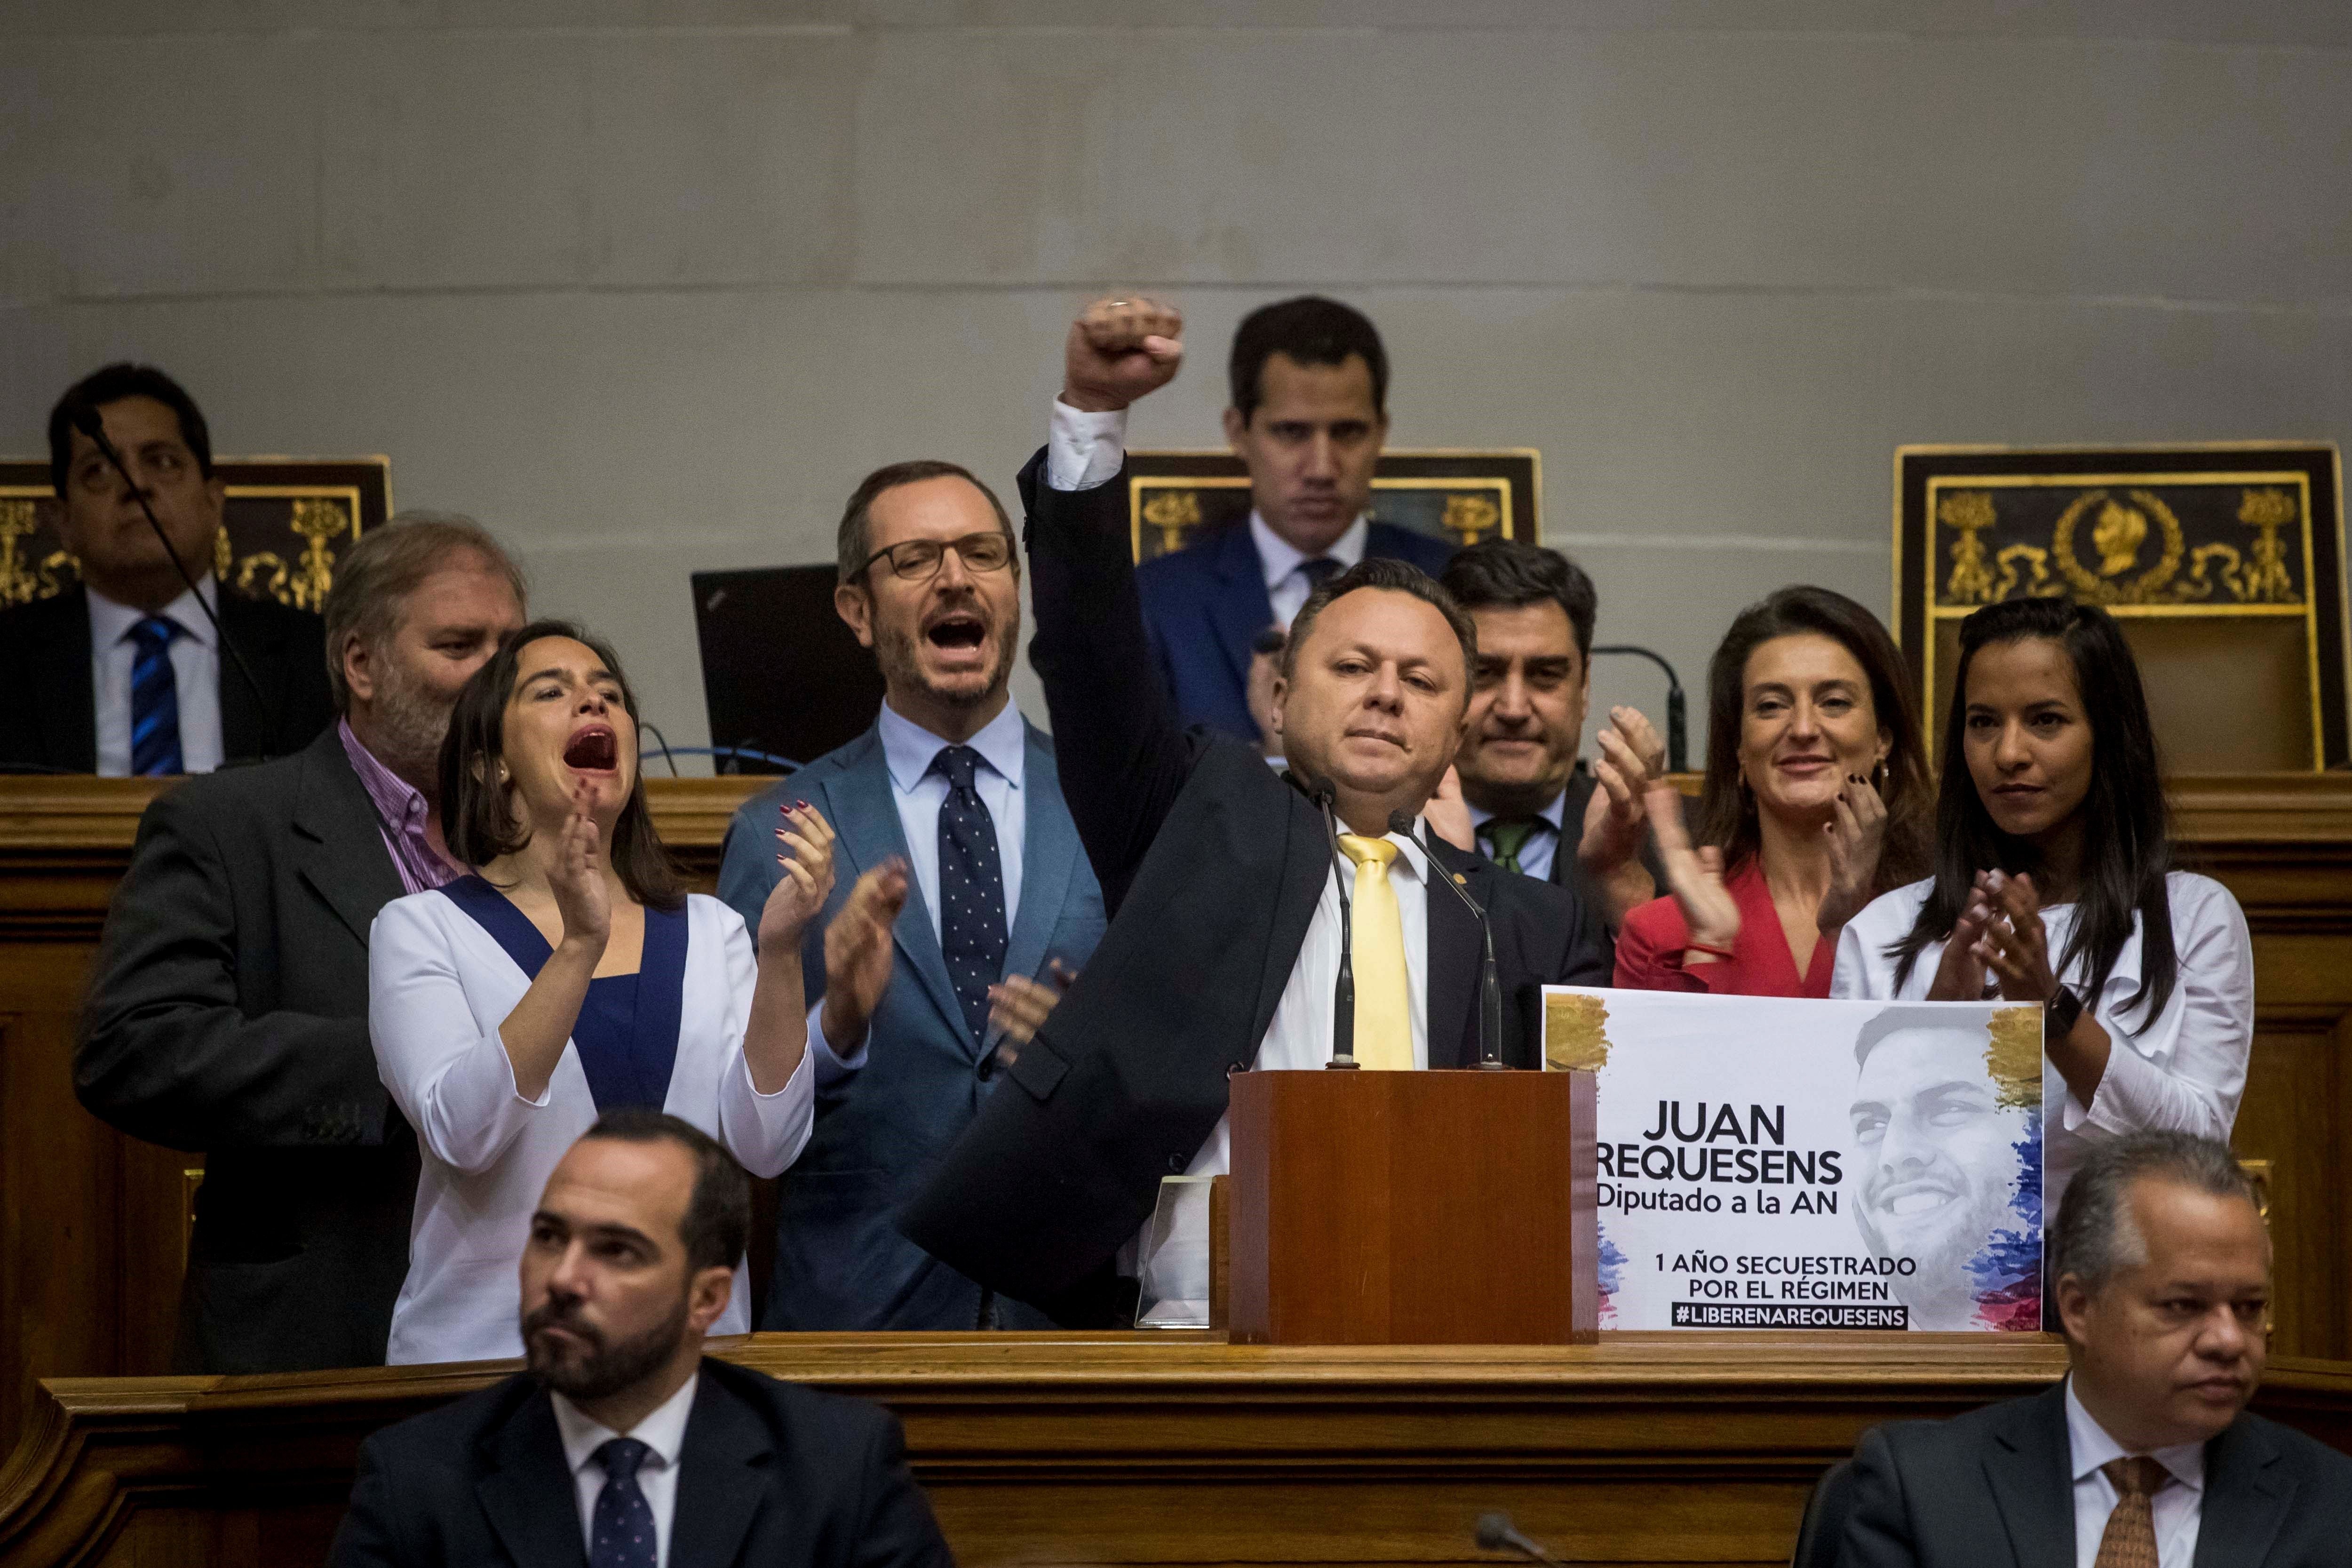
[1479,817,1542,876]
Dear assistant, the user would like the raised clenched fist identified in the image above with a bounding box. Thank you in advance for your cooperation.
[1061,294,1184,413]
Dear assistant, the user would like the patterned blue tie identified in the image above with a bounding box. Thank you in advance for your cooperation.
[931,745,1007,1043]
[128,616,183,777]
[589,1437,657,1568]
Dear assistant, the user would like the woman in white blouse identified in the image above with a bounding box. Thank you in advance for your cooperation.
[1833,597,2253,1236]
[370,621,836,1364]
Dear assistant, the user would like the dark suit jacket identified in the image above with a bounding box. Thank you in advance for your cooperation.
[0,581,334,773]
[1839,1382,2352,1568]
[329,1358,954,1568]
[75,724,417,1372]
[714,718,1108,1332]
[1136,514,1457,742]
[896,453,1610,1320]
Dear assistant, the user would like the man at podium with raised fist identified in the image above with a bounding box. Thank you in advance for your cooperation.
[898,296,1611,1326]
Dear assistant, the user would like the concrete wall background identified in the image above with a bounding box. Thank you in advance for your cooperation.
[5,2,2349,765]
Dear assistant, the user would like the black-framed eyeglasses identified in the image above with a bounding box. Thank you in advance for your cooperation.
[856,531,1014,582]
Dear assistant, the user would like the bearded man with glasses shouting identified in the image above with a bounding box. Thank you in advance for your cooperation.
[716,459,1106,1332]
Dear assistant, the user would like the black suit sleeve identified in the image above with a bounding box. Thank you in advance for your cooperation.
[849,1410,957,1568]
[75,787,385,1150]
[1557,891,1612,986]
[1018,448,1199,915]
[326,1435,408,1568]
[1835,1425,1921,1568]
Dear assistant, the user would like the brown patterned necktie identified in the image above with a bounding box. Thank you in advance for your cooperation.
[2093,1456,2169,1568]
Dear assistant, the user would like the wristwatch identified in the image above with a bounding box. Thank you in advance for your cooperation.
[2044,985,2084,1041]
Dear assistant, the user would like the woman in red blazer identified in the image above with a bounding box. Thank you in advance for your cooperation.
[1614,587,1931,997]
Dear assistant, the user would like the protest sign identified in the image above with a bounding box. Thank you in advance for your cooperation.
[1544,988,2043,1331]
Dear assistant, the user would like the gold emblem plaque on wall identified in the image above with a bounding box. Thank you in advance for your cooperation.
[1127,449,1540,564]
[0,456,392,612]
[1894,444,2348,773]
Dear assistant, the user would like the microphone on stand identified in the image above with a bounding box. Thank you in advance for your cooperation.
[1392,810,1505,1070]
[1474,1511,1566,1566]
[67,403,279,751]
[1303,776,1358,1070]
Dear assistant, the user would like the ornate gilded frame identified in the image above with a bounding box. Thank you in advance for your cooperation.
[0,457,392,612]
[1894,443,2349,771]
[1127,449,1541,564]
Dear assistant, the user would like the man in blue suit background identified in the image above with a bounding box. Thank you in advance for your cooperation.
[1059,296,1454,744]
[718,460,1106,1331]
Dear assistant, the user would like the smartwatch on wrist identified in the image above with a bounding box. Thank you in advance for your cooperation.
[2043,985,2083,1040]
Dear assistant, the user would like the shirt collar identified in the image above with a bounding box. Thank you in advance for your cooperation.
[86,575,218,652]
[2064,1375,2207,1494]
[338,718,429,824]
[1465,786,1570,837]
[1249,511,1369,593]
[552,1370,699,1480]
[877,696,1028,796]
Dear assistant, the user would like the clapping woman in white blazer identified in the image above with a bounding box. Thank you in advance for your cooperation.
[370,620,842,1365]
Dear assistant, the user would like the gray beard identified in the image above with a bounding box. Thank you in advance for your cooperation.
[874,615,1017,713]
[365,657,457,795]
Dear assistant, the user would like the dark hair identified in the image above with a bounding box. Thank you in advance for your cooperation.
[2051,1130,2257,1297]
[1282,557,1478,691]
[1440,538,1599,663]
[577,1108,750,1275]
[834,459,1015,582]
[322,510,528,712]
[1692,586,1931,890]
[1229,295,1388,423]
[48,363,214,497]
[1889,598,2175,1027]
[439,619,685,910]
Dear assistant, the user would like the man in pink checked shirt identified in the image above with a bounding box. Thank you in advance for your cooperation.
[78,512,526,1374]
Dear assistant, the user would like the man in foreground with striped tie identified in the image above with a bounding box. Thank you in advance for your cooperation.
[1838,1130,2352,1567]
[898,296,1611,1326]
[331,1112,953,1568]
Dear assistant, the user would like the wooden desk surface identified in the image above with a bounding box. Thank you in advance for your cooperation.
[6,1331,2349,1568]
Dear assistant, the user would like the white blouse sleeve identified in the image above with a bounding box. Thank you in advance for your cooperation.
[712,913,816,1179]
[369,895,550,1176]
[2068,876,2253,1145]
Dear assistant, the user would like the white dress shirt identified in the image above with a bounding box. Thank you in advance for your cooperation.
[1465,788,1570,884]
[1045,399,1367,627]
[369,891,814,1363]
[2066,1376,2205,1567]
[553,1372,699,1568]
[86,577,223,775]
[812,697,1029,1076]
[1831,871,2252,1220]
[1184,827,1433,1177]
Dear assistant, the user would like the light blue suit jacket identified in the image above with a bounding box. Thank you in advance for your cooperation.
[715,716,1106,1330]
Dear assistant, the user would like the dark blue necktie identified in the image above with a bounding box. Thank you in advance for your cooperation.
[1298,556,1342,593]
[931,745,1007,1043]
[128,615,183,777]
[589,1437,657,1568]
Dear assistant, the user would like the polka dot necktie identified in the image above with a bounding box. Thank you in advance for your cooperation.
[2092,1456,2168,1568]
[930,745,1007,1043]
[589,1437,657,1568]
[128,615,184,777]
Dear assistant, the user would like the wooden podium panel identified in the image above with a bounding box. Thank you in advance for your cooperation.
[4,1334,2351,1568]
[1228,1069,1596,1345]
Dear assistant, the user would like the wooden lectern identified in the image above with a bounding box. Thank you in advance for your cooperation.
[1226,1069,1597,1345]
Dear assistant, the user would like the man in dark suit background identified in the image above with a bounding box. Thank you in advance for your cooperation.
[76,513,526,1372]
[331,1112,952,1568]
[899,296,1611,1325]
[1100,295,1455,743]
[1839,1129,2352,1567]
[1433,539,1665,927]
[716,459,1106,1332]
[0,363,334,774]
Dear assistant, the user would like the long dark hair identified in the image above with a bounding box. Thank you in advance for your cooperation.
[1692,586,1932,892]
[440,618,685,911]
[1889,597,2174,1026]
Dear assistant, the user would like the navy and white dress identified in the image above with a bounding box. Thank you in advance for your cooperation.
[370,876,813,1365]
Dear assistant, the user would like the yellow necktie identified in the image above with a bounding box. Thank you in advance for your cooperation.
[1337,834,1413,1071]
